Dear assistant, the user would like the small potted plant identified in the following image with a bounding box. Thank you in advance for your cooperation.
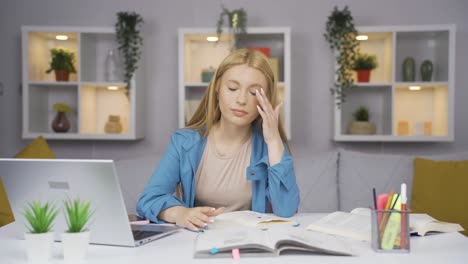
[51,102,72,133]
[61,197,94,261]
[23,200,59,262]
[216,5,247,51]
[45,47,77,81]
[351,52,378,82]
[348,106,376,135]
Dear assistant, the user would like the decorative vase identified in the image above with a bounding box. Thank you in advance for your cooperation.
[105,49,120,82]
[52,111,70,133]
[54,70,70,81]
[201,67,215,83]
[104,115,123,134]
[420,60,433,81]
[402,57,415,82]
[348,121,376,135]
[247,46,271,57]
[356,70,371,82]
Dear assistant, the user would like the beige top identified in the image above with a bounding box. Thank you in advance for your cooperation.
[194,133,252,212]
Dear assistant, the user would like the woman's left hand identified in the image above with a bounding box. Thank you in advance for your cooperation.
[256,87,283,146]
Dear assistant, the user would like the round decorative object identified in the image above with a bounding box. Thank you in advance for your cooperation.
[402,57,415,82]
[104,115,123,134]
[52,111,70,133]
[348,121,376,135]
[201,67,215,83]
[420,60,433,82]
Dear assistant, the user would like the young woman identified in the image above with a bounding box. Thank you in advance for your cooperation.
[137,49,299,231]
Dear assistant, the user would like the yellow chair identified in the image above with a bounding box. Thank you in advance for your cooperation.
[0,136,55,227]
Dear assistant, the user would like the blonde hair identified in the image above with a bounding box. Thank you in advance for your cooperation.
[186,48,291,154]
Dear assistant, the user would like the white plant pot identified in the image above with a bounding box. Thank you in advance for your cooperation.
[61,231,91,261]
[24,232,55,262]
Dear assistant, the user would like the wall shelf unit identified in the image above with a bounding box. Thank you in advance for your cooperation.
[334,24,455,142]
[178,27,291,139]
[22,26,145,140]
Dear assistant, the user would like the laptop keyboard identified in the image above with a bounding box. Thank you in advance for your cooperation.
[132,230,164,241]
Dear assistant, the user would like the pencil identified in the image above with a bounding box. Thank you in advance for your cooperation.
[379,190,395,240]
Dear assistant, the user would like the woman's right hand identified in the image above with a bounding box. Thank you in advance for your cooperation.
[160,206,224,231]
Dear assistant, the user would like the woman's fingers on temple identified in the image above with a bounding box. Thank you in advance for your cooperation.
[256,89,268,108]
[257,105,265,118]
[275,102,283,118]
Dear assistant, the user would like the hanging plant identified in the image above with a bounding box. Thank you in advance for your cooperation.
[115,11,144,90]
[324,6,360,107]
[216,6,247,51]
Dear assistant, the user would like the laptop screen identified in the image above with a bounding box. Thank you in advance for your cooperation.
[0,159,136,246]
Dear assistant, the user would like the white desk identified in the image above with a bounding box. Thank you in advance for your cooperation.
[1,214,467,264]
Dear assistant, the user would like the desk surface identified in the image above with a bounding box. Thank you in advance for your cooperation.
[1,213,467,264]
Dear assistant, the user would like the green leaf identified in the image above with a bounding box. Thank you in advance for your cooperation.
[64,197,93,233]
[324,5,359,106]
[23,200,58,233]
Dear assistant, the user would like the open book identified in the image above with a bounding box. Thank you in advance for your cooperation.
[307,208,464,241]
[209,210,297,230]
[194,226,354,258]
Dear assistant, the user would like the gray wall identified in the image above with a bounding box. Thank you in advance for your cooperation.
[1,0,468,160]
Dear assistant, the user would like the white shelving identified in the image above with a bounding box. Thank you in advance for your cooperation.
[334,24,455,142]
[178,27,291,139]
[21,26,145,140]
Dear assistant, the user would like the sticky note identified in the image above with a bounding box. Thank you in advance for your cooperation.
[232,248,240,260]
[210,247,218,254]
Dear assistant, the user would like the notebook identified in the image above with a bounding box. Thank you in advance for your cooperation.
[0,158,181,247]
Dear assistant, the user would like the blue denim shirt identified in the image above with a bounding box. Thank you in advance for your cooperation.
[136,128,300,223]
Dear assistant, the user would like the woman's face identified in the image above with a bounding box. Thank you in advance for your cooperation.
[217,64,268,128]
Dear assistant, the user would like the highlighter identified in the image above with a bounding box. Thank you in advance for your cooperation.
[381,194,401,250]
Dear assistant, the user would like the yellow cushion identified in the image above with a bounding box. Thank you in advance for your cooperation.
[412,158,468,236]
[0,179,14,226]
[14,136,56,159]
[1,136,56,227]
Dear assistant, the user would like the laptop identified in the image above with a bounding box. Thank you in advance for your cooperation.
[0,158,181,247]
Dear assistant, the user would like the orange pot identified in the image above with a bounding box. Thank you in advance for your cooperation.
[54,70,70,82]
[356,70,371,83]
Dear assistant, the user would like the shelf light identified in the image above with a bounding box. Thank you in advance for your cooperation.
[56,35,68,40]
[206,36,218,42]
[107,86,119,91]
[356,35,368,41]
[409,86,421,91]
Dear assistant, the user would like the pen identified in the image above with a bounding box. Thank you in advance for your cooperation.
[372,187,382,248]
[400,183,408,249]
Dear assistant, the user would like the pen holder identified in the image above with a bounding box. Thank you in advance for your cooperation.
[371,209,410,253]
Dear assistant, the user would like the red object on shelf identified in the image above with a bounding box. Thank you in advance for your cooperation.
[248,47,270,57]
[356,70,371,82]
[54,70,70,81]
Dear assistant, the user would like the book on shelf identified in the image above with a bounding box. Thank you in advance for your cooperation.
[194,226,354,258]
[306,208,464,241]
